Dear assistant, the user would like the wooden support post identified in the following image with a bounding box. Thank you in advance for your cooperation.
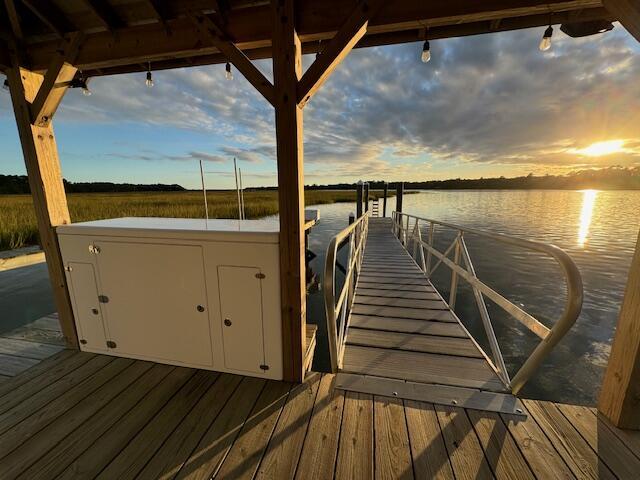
[382,182,388,217]
[272,0,305,382]
[364,182,369,212]
[603,0,640,42]
[598,229,640,429]
[6,55,78,348]
[356,181,363,218]
[396,182,404,213]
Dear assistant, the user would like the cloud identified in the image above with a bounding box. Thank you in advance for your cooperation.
[3,24,640,183]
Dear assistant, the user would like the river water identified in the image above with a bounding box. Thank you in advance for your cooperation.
[2,190,636,405]
[306,190,640,405]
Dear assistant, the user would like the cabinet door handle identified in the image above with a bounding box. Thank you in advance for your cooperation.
[224,319,232,327]
[197,305,205,312]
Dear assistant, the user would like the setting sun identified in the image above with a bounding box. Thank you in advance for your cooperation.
[572,140,625,157]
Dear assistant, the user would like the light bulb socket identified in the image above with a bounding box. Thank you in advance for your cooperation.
[225,62,231,73]
[422,40,430,52]
[543,25,553,39]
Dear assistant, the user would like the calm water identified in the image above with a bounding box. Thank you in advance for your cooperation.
[306,190,640,406]
[2,190,636,405]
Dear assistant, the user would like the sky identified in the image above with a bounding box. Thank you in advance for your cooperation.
[1,24,639,189]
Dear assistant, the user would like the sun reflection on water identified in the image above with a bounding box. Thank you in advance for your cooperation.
[578,189,598,247]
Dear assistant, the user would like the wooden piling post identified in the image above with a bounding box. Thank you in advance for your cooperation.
[364,182,369,213]
[396,182,404,213]
[272,0,305,382]
[598,229,640,429]
[383,182,388,217]
[6,55,79,348]
[356,181,363,218]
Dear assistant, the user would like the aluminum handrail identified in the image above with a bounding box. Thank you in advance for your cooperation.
[393,211,583,394]
[324,212,370,372]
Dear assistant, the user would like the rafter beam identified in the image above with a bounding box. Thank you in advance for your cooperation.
[30,33,83,127]
[81,0,123,31]
[145,0,170,30]
[604,0,640,41]
[190,13,275,106]
[20,0,76,37]
[297,0,385,107]
[16,0,608,74]
[4,0,24,39]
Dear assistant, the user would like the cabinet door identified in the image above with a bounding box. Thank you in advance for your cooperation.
[218,266,265,373]
[96,242,212,366]
[68,262,107,351]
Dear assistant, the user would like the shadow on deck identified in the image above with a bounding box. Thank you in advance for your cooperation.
[0,350,639,479]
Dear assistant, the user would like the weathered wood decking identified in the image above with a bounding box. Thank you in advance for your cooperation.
[1,350,639,479]
[0,314,65,381]
[338,218,510,409]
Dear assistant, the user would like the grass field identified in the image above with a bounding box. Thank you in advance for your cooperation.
[0,189,390,251]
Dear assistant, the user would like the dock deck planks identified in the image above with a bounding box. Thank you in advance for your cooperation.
[0,350,637,479]
[341,217,507,396]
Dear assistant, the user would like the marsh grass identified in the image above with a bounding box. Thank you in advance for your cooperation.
[0,189,390,251]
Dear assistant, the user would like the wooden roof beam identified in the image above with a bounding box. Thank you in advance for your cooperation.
[20,0,606,73]
[145,0,171,31]
[297,0,385,108]
[30,32,83,126]
[189,13,275,105]
[4,0,24,39]
[603,0,640,41]
[20,0,76,38]
[81,0,124,32]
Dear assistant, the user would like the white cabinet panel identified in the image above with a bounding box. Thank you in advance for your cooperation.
[95,242,213,366]
[218,266,265,374]
[68,262,107,351]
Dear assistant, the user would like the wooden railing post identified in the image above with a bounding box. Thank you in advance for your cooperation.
[599,229,640,429]
[272,0,305,382]
[6,50,78,348]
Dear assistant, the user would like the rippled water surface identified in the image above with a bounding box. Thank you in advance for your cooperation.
[306,190,640,405]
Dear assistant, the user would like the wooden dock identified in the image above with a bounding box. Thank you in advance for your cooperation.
[0,350,639,479]
[0,314,65,381]
[336,218,517,413]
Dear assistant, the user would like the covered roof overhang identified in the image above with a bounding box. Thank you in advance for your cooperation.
[0,0,625,78]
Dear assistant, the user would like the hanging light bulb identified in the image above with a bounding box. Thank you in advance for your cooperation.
[225,62,233,80]
[146,62,154,87]
[421,40,431,63]
[539,25,553,51]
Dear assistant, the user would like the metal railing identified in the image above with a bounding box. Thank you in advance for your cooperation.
[323,212,370,372]
[392,211,583,394]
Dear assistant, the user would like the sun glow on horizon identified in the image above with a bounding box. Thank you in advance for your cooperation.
[578,189,598,247]
[571,140,625,157]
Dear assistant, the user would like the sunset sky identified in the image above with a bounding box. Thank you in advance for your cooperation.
[1,24,639,189]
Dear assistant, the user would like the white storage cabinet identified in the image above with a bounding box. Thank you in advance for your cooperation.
[57,217,283,380]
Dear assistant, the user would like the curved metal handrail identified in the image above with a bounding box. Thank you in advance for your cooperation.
[323,212,370,372]
[393,211,583,394]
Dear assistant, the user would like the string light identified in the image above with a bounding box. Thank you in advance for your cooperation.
[146,62,154,87]
[421,40,431,63]
[225,62,233,80]
[539,25,553,51]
